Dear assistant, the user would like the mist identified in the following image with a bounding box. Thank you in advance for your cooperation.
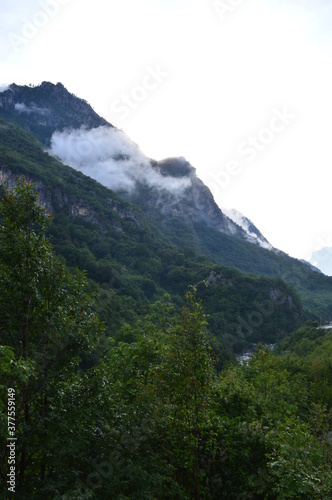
[49,126,191,193]
[15,102,50,115]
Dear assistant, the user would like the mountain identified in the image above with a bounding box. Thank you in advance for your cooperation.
[0,82,272,247]
[1,82,332,325]
[0,114,305,363]
[0,81,110,145]
[309,248,332,276]
[1,85,331,500]
[222,207,273,250]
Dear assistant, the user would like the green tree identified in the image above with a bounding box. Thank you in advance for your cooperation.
[0,179,102,497]
[73,290,218,499]
[152,286,217,498]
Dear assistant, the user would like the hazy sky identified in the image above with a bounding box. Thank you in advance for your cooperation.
[1,0,332,262]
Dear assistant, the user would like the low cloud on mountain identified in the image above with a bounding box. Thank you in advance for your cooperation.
[15,102,50,115]
[50,126,191,193]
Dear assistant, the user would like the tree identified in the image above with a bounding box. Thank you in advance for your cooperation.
[72,289,219,499]
[153,286,217,498]
[0,178,102,496]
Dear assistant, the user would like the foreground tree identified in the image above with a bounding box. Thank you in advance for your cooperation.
[81,287,219,499]
[156,286,216,498]
[0,178,102,496]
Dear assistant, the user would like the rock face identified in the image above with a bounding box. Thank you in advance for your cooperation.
[0,167,145,235]
[0,82,111,145]
[130,157,248,239]
[0,168,54,213]
[222,208,273,250]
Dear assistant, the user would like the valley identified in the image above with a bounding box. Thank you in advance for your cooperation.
[0,82,331,499]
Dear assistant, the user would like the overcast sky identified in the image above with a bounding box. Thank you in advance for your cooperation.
[1,0,332,263]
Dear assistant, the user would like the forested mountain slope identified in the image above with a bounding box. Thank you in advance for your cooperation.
[0,115,304,359]
[1,83,332,321]
[0,85,331,499]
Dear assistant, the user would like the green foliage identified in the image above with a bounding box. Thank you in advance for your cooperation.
[266,420,331,499]
[193,223,332,320]
[53,291,331,499]
[198,269,303,358]
[0,120,331,498]
[0,179,103,497]
[213,349,332,498]
[150,287,216,498]
[275,321,332,406]
[0,116,319,365]
[67,290,218,499]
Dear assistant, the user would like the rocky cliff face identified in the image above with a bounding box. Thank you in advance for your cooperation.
[0,167,54,213]
[0,167,144,235]
[222,208,273,250]
[131,157,244,238]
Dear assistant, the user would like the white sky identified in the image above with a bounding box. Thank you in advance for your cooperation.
[1,0,332,261]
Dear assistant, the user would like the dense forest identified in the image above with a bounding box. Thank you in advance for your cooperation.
[0,180,331,498]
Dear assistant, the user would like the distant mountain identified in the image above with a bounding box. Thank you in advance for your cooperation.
[309,248,332,276]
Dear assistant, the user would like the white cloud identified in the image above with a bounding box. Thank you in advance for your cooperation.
[49,126,191,193]
[15,102,50,115]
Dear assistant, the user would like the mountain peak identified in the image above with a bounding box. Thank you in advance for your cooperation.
[0,81,111,145]
[156,157,196,178]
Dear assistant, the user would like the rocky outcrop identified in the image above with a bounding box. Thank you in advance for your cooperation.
[0,168,146,234]
[0,168,56,218]
[130,157,246,239]
[107,199,145,227]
